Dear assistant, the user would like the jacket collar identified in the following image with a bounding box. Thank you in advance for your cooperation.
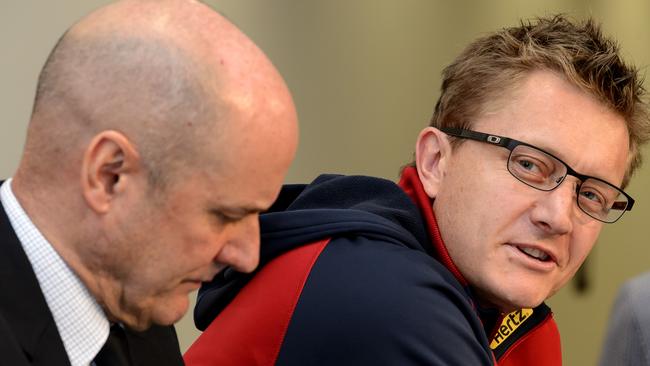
[398,167,468,286]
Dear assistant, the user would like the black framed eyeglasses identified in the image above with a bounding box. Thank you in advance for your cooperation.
[441,127,634,223]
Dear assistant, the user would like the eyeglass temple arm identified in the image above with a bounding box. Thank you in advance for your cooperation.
[440,127,513,148]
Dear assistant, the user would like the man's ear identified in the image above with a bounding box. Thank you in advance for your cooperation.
[415,127,452,198]
[81,130,141,213]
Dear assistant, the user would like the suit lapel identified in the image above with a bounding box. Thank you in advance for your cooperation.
[0,187,71,366]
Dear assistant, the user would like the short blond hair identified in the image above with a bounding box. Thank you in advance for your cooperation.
[425,15,649,187]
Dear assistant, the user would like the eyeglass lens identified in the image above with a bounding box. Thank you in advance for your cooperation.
[507,144,628,222]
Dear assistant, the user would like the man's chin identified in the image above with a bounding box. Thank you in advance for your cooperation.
[148,295,190,326]
[475,286,548,312]
[112,292,190,330]
[500,292,547,312]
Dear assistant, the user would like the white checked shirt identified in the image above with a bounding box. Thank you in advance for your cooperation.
[0,179,110,366]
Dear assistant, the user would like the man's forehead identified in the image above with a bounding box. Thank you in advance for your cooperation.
[467,72,630,183]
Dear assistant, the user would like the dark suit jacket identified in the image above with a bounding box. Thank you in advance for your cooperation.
[0,183,184,366]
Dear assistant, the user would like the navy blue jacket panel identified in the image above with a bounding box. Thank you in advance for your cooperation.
[193,175,494,365]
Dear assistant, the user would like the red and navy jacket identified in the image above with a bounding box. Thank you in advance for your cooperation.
[185,169,562,365]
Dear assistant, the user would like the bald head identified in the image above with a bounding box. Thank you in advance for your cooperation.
[13,0,298,329]
[25,0,296,187]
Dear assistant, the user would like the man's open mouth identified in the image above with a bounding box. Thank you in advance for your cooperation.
[517,246,551,262]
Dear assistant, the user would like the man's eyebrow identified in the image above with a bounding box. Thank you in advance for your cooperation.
[535,142,622,185]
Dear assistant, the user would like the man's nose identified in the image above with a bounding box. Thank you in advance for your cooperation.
[529,178,576,235]
[213,215,261,273]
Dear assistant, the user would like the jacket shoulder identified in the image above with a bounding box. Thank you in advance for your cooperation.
[185,236,494,365]
[276,236,493,365]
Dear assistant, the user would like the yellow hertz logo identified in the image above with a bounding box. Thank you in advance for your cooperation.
[489,308,533,349]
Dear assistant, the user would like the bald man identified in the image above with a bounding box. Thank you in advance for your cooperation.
[0,0,298,365]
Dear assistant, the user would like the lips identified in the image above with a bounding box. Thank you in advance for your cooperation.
[184,266,228,286]
[519,246,549,261]
[511,243,558,266]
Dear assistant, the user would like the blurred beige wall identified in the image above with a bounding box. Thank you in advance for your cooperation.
[2,1,648,365]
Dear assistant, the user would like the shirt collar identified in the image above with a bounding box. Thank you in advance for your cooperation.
[0,179,109,366]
